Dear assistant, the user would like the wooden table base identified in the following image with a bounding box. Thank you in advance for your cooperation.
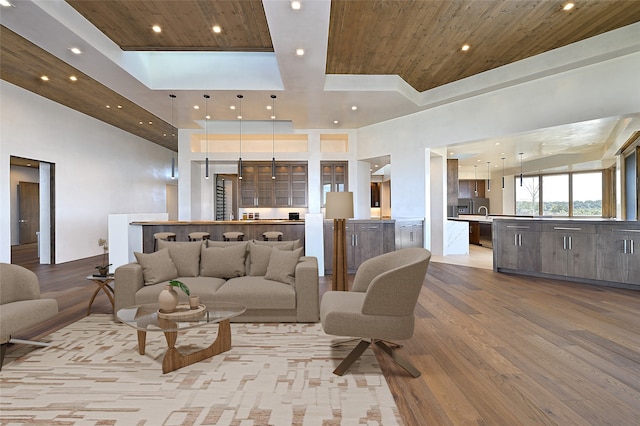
[136,319,232,374]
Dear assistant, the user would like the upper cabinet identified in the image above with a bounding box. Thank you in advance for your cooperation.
[458,179,486,198]
[240,161,308,207]
[321,161,348,207]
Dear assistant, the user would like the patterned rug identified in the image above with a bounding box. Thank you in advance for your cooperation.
[0,315,401,425]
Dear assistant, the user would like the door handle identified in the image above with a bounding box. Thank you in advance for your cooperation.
[568,236,572,250]
[563,236,567,250]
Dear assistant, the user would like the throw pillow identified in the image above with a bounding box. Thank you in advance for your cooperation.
[251,239,299,250]
[157,240,202,277]
[264,247,303,285]
[200,243,247,278]
[134,248,179,285]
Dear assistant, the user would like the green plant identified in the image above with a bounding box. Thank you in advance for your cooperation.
[169,280,190,296]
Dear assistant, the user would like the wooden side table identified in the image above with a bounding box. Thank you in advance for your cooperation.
[86,275,115,315]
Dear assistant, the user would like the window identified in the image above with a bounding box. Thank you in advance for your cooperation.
[573,172,602,216]
[516,176,540,215]
[542,174,569,216]
[514,171,604,217]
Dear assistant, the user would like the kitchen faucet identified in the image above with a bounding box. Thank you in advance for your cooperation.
[478,205,488,218]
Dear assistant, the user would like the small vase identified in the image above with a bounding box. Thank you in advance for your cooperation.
[189,295,200,310]
[158,285,178,313]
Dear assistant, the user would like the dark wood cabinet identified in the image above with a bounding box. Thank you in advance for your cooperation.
[493,221,540,272]
[321,161,348,207]
[240,161,307,207]
[458,180,486,198]
[324,220,395,274]
[596,225,640,285]
[540,224,597,279]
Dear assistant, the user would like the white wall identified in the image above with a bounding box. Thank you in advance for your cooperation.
[0,82,174,264]
[356,52,640,234]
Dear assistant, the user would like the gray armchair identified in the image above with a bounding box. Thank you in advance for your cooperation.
[320,248,431,377]
[0,263,58,371]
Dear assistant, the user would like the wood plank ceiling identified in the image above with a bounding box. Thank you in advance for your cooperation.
[1,0,639,151]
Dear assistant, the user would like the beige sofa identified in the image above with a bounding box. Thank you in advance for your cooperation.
[114,240,319,323]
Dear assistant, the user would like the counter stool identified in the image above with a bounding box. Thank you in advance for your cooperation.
[188,232,210,241]
[262,231,283,241]
[153,232,176,251]
[223,231,245,241]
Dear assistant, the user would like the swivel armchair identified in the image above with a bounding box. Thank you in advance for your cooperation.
[320,248,431,377]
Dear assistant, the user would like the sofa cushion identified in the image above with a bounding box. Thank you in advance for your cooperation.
[264,247,303,285]
[218,276,296,309]
[134,249,178,285]
[248,241,296,276]
[207,240,250,275]
[157,240,202,277]
[251,239,301,250]
[200,243,247,279]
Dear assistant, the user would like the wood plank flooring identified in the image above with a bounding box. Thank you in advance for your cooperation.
[6,245,640,425]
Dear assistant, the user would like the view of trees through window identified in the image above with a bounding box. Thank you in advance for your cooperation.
[515,171,602,216]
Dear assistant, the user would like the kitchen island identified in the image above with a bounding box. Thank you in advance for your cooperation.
[131,220,305,253]
[493,218,640,290]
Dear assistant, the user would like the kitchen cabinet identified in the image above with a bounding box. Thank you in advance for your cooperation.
[324,220,395,274]
[596,224,640,285]
[240,161,307,207]
[540,224,596,279]
[395,220,424,249]
[321,161,348,207]
[458,180,485,198]
[493,220,540,272]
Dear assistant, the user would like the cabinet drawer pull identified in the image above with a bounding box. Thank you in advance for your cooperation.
[554,227,582,231]
[617,229,640,233]
[624,239,628,254]
[360,226,380,229]
[507,225,530,229]
[563,236,567,250]
[568,236,572,250]
[631,239,635,255]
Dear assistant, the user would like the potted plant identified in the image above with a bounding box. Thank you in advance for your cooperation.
[95,238,112,277]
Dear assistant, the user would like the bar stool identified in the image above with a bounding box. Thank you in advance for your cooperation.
[262,231,283,241]
[223,231,245,241]
[188,232,210,241]
[153,232,176,251]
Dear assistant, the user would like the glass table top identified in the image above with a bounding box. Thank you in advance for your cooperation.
[117,302,246,332]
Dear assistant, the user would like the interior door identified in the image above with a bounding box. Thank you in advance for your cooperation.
[18,181,39,244]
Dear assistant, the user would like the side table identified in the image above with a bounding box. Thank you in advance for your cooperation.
[86,274,114,315]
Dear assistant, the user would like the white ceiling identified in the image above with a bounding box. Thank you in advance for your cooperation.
[2,0,639,176]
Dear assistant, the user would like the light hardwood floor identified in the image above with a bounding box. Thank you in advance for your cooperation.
[6,244,640,425]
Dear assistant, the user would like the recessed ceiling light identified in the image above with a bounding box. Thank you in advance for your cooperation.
[40,75,49,81]
[0,0,12,7]
[230,105,236,110]
[266,105,272,110]
[461,44,470,51]
[70,47,82,55]
[194,105,200,110]
[291,1,301,10]
[139,121,143,125]
[351,105,358,111]
[205,115,210,119]
[237,115,242,119]
[106,105,111,109]
[69,75,77,81]
[449,152,454,155]
[563,2,575,11]
[212,25,221,33]
[495,142,500,145]
[296,48,304,56]
[271,115,276,120]
[152,25,162,33]
[149,121,153,125]
[117,105,122,109]
[333,120,339,124]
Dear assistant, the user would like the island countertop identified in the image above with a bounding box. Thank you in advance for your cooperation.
[132,220,305,253]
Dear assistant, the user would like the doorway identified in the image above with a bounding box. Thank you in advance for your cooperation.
[10,156,55,265]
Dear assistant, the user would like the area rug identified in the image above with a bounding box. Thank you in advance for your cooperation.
[0,315,402,425]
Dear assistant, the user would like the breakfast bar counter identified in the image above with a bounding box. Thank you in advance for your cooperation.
[131,220,305,253]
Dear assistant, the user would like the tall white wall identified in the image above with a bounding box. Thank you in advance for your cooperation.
[0,82,174,263]
[356,52,640,232]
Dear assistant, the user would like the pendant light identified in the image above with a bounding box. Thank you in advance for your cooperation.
[204,94,210,179]
[474,165,478,196]
[169,94,176,179]
[237,94,243,180]
[519,152,524,186]
[501,157,506,190]
[486,161,491,192]
[271,94,276,180]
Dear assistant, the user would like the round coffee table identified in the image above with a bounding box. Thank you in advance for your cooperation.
[117,302,246,374]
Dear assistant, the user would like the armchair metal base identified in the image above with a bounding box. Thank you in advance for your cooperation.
[332,339,421,378]
[0,338,52,371]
